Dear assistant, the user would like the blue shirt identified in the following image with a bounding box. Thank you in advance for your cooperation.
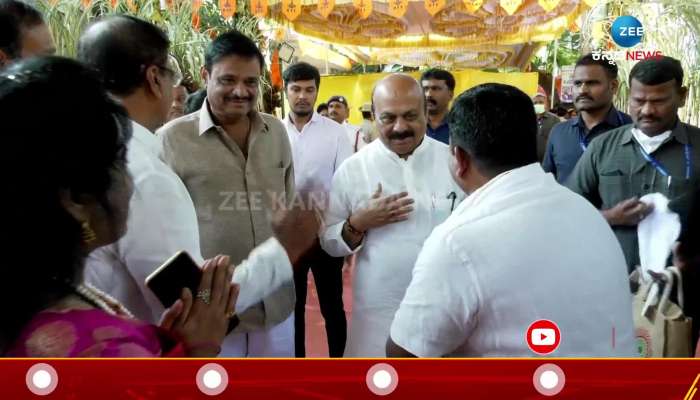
[543,106,632,184]
[427,121,450,144]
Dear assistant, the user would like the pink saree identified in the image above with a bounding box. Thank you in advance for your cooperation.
[6,309,185,357]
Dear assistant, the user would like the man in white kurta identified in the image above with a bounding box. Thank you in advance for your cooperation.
[79,18,318,357]
[387,83,636,357]
[321,74,464,357]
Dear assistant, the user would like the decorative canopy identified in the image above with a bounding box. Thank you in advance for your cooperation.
[266,0,594,68]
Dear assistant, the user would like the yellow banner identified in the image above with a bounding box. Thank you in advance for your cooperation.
[219,0,236,18]
[317,0,335,19]
[317,70,538,125]
[283,0,302,21]
[424,0,445,16]
[251,0,268,17]
[462,0,483,13]
[499,0,522,15]
[583,0,599,7]
[537,0,560,12]
[353,0,372,19]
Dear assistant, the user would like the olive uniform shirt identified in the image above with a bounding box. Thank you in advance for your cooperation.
[567,119,700,271]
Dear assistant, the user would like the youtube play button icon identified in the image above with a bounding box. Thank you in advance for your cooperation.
[526,320,561,355]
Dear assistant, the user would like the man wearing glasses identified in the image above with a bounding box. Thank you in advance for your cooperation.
[79,17,313,357]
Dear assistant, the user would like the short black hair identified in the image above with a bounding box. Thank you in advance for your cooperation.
[205,30,264,73]
[0,56,131,347]
[575,53,618,80]
[448,83,537,175]
[316,102,328,113]
[420,68,455,91]
[0,0,44,59]
[185,88,206,114]
[283,61,320,89]
[629,55,684,89]
[77,15,170,96]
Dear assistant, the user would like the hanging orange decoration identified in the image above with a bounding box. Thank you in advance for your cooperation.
[219,0,236,19]
[192,0,202,31]
[537,0,560,12]
[282,0,302,21]
[352,0,372,19]
[270,49,282,89]
[424,0,445,16]
[110,0,118,9]
[317,0,335,19]
[81,0,91,8]
[499,0,522,15]
[462,0,483,13]
[251,0,268,17]
[388,0,407,18]
[126,0,137,12]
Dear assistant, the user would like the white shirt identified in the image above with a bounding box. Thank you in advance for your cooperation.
[86,121,293,353]
[283,112,353,203]
[320,136,464,357]
[390,163,637,357]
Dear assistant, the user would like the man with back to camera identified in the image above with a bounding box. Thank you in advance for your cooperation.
[568,56,700,272]
[420,68,455,145]
[387,83,636,357]
[543,54,632,184]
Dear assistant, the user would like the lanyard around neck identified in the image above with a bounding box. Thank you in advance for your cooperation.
[578,110,625,151]
[637,141,692,180]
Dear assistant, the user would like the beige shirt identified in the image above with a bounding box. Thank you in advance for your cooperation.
[158,101,296,332]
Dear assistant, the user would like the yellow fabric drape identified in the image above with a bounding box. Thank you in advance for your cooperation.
[317,70,538,125]
[463,0,483,13]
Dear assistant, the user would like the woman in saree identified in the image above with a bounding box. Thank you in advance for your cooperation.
[0,56,238,357]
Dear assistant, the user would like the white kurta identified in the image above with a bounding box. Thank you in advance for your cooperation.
[321,137,464,357]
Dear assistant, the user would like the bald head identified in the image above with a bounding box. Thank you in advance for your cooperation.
[78,15,170,96]
[371,73,425,112]
[371,73,427,158]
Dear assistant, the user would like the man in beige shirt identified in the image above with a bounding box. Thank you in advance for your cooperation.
[159,30,296,357]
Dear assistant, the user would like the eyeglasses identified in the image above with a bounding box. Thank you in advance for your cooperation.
[154,55,183,88]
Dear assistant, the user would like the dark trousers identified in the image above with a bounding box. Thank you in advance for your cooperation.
[294,243,346,357]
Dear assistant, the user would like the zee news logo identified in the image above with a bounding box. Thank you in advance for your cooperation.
[594,15,663,63]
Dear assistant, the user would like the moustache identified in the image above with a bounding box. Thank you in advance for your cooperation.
[638,115,660,122]
[576,95,593,102]
[388,131,414,141]
[225,96,252,102]
[427,98,437,105]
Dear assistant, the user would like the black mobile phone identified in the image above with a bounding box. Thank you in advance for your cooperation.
[145,251,202,309]
[145,251,240,333]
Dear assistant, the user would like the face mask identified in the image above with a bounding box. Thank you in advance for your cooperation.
[534,104,546,114]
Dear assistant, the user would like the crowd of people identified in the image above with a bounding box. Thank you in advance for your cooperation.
[1,0,699,358]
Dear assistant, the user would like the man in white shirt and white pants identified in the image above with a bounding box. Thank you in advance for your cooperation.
[321,74,464,357]
[281,62,353,357]
[78,17,319,355]
[387,83,636,357]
